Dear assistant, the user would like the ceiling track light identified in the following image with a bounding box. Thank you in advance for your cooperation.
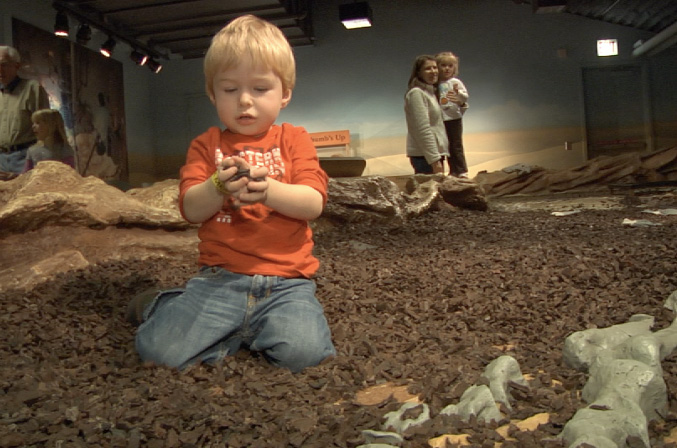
[339,2,373,29]
[76,23,92,45]
[54,11,69,37]
[99,37,117,58]
[52,1,167,70]
[146,58,163,74]
[130,50,148,66]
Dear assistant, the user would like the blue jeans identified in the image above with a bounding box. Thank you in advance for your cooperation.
[444,119,467,176]
[409,156,436,174]
[135,266,335,372]
[0,149,28,173]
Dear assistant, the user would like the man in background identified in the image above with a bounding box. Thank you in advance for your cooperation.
[0,45,50,175]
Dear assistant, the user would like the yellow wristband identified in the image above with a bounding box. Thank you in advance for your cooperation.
[211,171,229,196]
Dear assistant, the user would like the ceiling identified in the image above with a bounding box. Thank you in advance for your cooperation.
[532,0,677,34]
[51,0,677,60]
[51,0,314,60]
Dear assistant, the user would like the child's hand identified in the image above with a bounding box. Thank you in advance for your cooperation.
[217,156,268,205]
[236,165,269,205]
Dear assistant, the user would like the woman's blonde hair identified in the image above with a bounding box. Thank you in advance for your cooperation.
[32,109,68,146]
[204,15,296,99]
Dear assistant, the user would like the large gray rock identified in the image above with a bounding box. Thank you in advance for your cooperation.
[0,164,195,291]
[583,357,667,422]
[382,402,430,434]
[479,355,529,411]
[560,298,677,448]
[0,164,487,238]
[0,164,487,291]
[323,176,412,226]
[0,162,190,238]
[475,146,677,197]
[561,404,650,448]
[322,175,487,227]
[562,315,655,371]
[407,174,488,211]
[439,384,502,424]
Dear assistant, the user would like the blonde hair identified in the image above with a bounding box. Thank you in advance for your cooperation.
[32,109,68,147]
[435,51,459,76]
[204,15,296,99]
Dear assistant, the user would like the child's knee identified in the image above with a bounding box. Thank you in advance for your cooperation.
[135,331,192,369]
[267,338,335,372]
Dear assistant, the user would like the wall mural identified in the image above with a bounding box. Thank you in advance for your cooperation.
[12,18,128,182]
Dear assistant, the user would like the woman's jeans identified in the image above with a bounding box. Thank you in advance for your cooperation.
[409,156,435,174]
[135,266,335,372]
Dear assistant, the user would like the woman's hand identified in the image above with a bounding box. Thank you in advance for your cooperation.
[445,91,464,106]
[432,160,445,174]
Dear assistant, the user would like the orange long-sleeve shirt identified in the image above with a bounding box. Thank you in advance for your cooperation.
[179,124,328,278]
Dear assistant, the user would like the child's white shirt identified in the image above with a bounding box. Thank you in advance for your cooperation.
[438,77,469,121]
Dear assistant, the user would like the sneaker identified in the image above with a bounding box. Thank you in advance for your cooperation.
[458,172,469,179]
[126,288,159,327]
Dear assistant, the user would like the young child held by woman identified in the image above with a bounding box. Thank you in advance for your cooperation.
[127,15,335,373]
[436,52,469,178]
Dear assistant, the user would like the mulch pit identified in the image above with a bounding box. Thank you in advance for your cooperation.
[2,206,677,447]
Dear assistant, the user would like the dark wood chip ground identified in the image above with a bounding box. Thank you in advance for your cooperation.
[2,207,677,447]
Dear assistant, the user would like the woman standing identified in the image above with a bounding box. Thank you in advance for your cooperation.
[404,55,449,174]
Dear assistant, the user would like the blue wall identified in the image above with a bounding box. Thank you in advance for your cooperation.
[3,0,676,183]
[148,0,675,178]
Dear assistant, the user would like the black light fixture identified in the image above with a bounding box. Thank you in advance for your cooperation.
[130,50,148,66]
[100,37,116,57]
[147,58,163,74]
[339,2,373,29]
[532,0,567,13]
[76,23,92,45]
[54,11,70,37]
[52,1,166,71]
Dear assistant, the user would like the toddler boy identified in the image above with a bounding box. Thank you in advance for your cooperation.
[128,15,335,372]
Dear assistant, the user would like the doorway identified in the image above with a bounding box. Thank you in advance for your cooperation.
[582,65,653,160]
